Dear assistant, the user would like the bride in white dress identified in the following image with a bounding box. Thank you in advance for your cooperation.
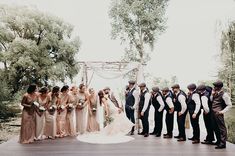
[77,90,134,144]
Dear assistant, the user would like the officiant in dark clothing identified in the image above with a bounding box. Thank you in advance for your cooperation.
[125,80,139,135]
[187,83,201,144]
[138,83,151,137]
[197,84,215,145]
[150,87,165,137]
[171,84,187,141]
[162,87,174,139]
[211,81,232,149]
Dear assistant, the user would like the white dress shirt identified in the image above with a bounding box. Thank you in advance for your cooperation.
[141,89,151,113]
[201,95,210,114]
[221,92,232,114]
[192,92,201,114]
[154,94,165,112]
[176,91,187,114]
[165,92,174,109]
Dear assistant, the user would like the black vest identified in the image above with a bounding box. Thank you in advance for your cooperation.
[173,90,187,112]
[139,90,150,112]
[151,92,164,110]
[212,90,226,112]
[163,92,174,111]
[187,91,199,112]
[199,91,212,110]
[125,88,135,107]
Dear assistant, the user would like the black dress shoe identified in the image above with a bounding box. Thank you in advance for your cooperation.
[150,132,156,135]
[164,135,172,139]
[163,133,168,136]
[156,134,161,137]
[215,145,226,149]
[210,141,219,145]
[144,133,149,137]
[188,137,195,141]
[138,132,144,135]
[201,141,213,145]
[192,140,200,144]
[174,135,180,139]
[177,138,186,142]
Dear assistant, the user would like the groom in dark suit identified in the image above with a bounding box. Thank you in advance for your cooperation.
[125,80,139,135]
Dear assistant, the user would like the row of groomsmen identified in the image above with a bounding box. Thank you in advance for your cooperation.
[125,80,232,149]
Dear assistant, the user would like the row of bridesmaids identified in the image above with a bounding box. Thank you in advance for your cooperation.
[19,84,104,144]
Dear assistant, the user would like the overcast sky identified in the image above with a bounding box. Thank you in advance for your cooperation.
[1,0,235,90]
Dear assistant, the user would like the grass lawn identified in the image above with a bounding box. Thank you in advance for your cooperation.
[225,106,235,144]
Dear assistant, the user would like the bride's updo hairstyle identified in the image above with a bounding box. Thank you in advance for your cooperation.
[98,90,104,106]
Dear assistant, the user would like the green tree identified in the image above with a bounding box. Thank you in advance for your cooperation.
[109,0,168,63]
[218,21,235,104]
[0,5,81,93]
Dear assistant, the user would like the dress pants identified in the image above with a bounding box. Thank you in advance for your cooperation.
[140,108,150,134]
[165,110,174,136]
[211,111,227,146]
[125,106,135,124]
[203,112,215,142]
[189,110,201,140]
[153,108,163,135]
[177,111,187,139]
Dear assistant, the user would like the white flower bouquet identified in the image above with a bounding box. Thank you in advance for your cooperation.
[67,103,74,112]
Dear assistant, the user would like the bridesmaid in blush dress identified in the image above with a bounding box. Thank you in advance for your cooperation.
[87,88,100,132]
[35,87,48,140]
[76,84,89,135]
[44,86,60,139]
[66,86,77,136]
[19,84,38,144]
[56,85,70,138]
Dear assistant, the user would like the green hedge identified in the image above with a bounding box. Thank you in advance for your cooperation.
[225,117,235,144]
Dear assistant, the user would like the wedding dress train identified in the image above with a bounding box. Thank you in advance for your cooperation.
[77,99,134,144]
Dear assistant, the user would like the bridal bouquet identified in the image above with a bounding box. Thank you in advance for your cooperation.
[49,105,57,115]
[104,116,114,126]
[67,103,74,112]
[33,101,40,107]
[33,101,46,112]
[39,106,46,112]
[91,103,97,113]
[57,104,66,114]
[76,99,85,109]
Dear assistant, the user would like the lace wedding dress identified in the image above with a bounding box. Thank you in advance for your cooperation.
[77,98,134,144]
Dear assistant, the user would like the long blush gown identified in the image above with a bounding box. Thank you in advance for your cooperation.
[66,93,76,136]
[44,94,57,139]
[19,94,37,144]
[56,94,68,137]
[76,92,88,134]
[35,96,47,140]
[87,96,100,132]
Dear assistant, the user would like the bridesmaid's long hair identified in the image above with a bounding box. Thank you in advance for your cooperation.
[98,90,104,106]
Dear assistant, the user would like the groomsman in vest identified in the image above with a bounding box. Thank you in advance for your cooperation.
[187,83,201,144]
[125,80,139,135]
[171,84,187,141]
[150,86,165,137]
[197,84,215,145]
[162,87,174,138]
[138,83,151,137]
[211,80,232,149]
